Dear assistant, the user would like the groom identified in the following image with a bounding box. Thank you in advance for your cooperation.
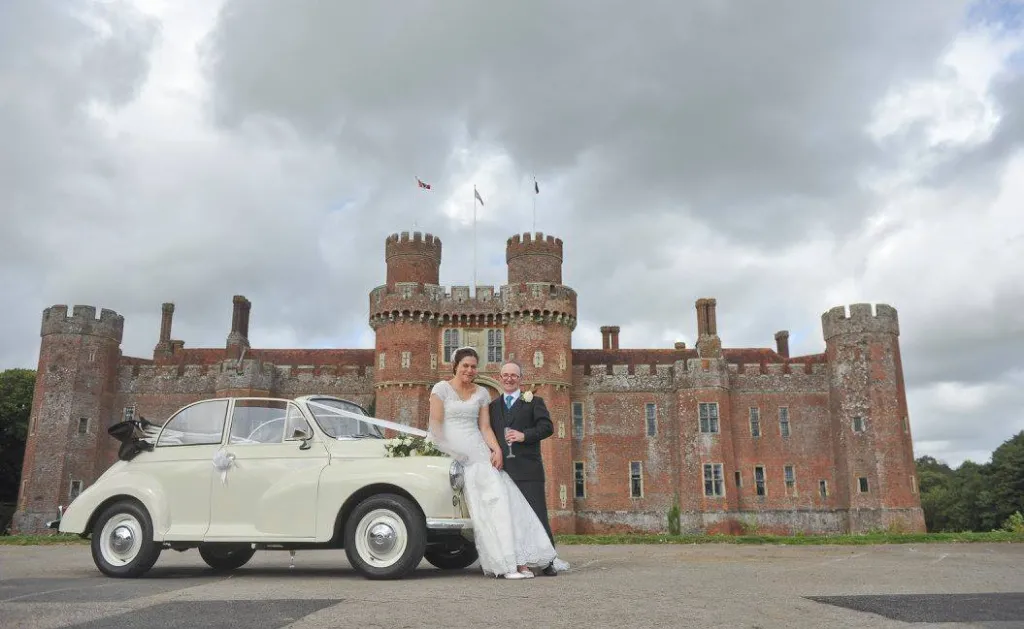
[490,359,558,576]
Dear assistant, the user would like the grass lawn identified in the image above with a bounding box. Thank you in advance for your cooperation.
[2,531,1022,546]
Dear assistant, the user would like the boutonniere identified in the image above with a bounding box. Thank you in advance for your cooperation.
[522,391,534,403]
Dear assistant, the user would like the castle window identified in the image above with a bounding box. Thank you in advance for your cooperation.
[69,480,83,501]
[77,418,89,435]
[645,403,657,436]
[430,353,437,370]
[703,463,724,497]
[487,329,503,363]
[819,480,828,499]
[903,416,909,433]
[572,402,583,438]
[629,461,643,498]
[699,402,719,433]
[754,465,766,496]
[401,285,412,298]
[378,352,386,370]
[749,407,760,437]
[853,416,864,432]
[442,329,460,362]
[779,407,790,437]
[858,477,869,493]
[401,351,410,369]
[911,475,918,494]
[123,406,135,423]
[533,350,544,368]
[574,461,586,498]
[784,465,796,495]
[735,470,742,487]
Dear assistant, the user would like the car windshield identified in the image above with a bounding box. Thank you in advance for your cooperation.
[306,398,383,439]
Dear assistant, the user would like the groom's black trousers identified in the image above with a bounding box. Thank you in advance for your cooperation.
[515,479,555,547]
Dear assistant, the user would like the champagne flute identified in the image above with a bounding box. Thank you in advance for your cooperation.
[504,427,516,459]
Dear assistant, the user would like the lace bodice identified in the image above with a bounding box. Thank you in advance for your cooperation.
[430,381,487,428]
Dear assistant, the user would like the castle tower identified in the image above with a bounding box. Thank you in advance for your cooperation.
[504,233,577,534]
[822,303,925,533]
[13,305,124,533]
[371,232,443,428]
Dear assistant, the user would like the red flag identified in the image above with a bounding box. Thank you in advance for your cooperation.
[416,177,432,190]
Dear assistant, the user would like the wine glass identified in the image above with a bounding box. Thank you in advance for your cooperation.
[504,427,516,459]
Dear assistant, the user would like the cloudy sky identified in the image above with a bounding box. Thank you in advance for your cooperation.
[2,0,1022,467]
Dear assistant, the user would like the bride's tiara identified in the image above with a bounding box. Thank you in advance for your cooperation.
[453,345,477,354]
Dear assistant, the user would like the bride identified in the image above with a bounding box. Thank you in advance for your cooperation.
[427,346,558,579]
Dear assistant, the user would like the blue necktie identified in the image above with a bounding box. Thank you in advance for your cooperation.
[505,395,514,409]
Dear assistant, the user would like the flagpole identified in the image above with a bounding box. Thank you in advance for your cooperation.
[472,186,477,291]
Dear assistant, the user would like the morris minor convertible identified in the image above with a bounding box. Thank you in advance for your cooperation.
[51,395,475,580]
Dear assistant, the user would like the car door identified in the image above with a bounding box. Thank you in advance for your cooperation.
[142,399,228,540]
[205,399,329,541]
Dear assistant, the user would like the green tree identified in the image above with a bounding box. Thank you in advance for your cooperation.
[985,431,1024,530]
[0,369,36,503]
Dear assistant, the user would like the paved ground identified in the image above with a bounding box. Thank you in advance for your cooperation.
[1,542,1023,628]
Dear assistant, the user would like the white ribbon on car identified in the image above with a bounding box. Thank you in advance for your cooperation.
[305,401,428,438]
[212,449,236,484]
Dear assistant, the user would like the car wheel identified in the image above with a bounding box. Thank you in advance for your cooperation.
[424,540,479,570]
[344,493,426,580]
[90,500,162,578]
[198,543,256,572]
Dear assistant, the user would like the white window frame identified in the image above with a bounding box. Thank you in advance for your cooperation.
[645,403,656,436]
[699,402,720,434]
[703,463,725,497]
[629,461,644,498]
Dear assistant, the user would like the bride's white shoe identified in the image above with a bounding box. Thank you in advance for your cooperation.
[502,570,534,579]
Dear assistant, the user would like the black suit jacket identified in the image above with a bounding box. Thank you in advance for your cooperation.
[489,392,553,482]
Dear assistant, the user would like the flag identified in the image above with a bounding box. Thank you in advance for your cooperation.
[534,179,539,194]
[474,186,484,206]
[416,177,431,190]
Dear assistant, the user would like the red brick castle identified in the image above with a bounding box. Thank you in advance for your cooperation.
[13,230,925,535]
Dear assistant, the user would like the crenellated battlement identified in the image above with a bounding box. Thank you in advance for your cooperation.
[385,231,442,260]
[822,303,899,341]
[41,304,124,342]
[369,282,578,329]
[506,232,563,284]
[506,232,563,257]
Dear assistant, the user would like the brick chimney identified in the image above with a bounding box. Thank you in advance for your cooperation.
[775,330,790,358]
[154,302,176,359]
[695,298,722,358]
[226,295,251,357]
[600,326,620,350]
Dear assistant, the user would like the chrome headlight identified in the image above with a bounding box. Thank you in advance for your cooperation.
[449,460,465,491]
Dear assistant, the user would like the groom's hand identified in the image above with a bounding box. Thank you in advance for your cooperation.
[490,448,503,470]
[505,429,525,443]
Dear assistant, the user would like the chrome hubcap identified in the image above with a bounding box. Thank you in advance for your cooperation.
[368,522,397,554]
[109,525,135,554]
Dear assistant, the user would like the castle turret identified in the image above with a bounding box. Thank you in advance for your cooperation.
[386,231,442,290]
[13,305,124,533]
[503,232,576,534]
[373,232,443,429]
[822,303,924,533]
[506,232,562,284]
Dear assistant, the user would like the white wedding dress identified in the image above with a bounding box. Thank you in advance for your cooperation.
[427,381,558,577]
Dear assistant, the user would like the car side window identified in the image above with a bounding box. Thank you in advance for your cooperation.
[228,399,289,444]
[284,404,313,441]
[156,399,229,447]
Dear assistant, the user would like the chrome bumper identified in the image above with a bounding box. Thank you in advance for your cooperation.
[426,518,472,531]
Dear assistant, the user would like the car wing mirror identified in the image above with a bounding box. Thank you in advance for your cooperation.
[291,428,312,450]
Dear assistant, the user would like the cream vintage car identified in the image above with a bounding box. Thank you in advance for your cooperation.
[50,395,475,580]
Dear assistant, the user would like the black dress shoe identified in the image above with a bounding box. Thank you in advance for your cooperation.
[541,562,557,576]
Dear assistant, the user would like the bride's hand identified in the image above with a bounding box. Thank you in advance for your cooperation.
[490,448,503,471]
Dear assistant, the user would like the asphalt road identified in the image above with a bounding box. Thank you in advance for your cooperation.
[1,542,1022,628]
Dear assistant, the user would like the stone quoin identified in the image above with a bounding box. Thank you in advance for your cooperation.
[12,230,925,535]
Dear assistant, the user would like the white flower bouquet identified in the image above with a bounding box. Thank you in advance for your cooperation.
[383,433,447,458]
